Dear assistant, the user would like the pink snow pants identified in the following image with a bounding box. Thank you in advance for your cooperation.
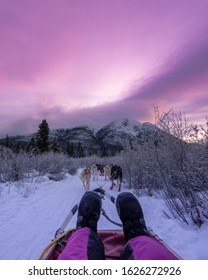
[58,227,177,260]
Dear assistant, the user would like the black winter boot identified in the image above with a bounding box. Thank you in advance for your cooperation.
[116,192,148,242]
[76,191,102,233]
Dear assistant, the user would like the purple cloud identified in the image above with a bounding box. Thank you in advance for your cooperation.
[126,37,208,102]
[1,0,208,137]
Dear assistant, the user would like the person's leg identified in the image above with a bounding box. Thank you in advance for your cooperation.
[58,227,105,260]
[116,192,177,260]
[121,235,177,260]
[58,191,105,260]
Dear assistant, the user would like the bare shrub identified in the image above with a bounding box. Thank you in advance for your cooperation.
[32,152,68,175]
[120,145,161,193]
[0,149,80,196]
[154,107,208,226]
[0,146,33,182]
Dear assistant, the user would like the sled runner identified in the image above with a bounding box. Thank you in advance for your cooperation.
[39,188,182,260]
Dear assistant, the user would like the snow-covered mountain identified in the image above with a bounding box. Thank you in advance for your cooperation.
[0,119,159,153]
[96,119,156,151]
[51,126,100,152]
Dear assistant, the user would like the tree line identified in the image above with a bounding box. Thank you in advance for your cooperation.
[0,119,94,158]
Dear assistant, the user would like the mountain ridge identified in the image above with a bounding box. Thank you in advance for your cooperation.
[0,119,157,154]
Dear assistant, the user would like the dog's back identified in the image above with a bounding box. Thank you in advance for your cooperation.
[80,168,91,191]
[111,165,122,181]
[103,165,111,180]
[90,164,99,181]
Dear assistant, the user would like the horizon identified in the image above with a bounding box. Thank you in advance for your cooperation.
[1,0,208,137]
[0,117,150,138]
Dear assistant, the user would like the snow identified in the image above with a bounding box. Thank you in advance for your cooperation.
[107,119,143,136]
[0,171,207,260]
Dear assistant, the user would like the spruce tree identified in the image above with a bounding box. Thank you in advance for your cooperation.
[101,144,108,157]
[4,135,13,149]
[13,141,22,154]
[66,141,74,157]
[26,137,37,154]
[50,137,61,153]
[36,119,50,153]
[77,142,85,158]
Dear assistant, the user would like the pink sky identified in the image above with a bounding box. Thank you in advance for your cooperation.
[0,0,208,136]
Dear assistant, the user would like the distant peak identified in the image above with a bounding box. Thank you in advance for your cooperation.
[108,118,142,127]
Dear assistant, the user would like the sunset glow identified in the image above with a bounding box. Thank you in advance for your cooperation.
[0,0,208,136]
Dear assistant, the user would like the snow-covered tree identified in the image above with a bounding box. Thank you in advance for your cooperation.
[36,119,50,153]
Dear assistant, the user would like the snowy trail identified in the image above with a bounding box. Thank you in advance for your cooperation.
[0,174,120,259]
[0,175,80,259]
[0,173,208,260]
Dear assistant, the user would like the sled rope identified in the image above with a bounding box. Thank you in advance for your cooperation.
[93,187,115,203]
[94,169,120,189]
[101,208,122,227]
[94,178,109,189]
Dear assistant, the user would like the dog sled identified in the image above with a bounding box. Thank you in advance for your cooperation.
[39,188,182,260]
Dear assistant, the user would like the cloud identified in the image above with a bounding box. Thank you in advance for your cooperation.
[126,37,208,103]
[2,34,208,137]
[0,98,153,137]
[1,0,208,137]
